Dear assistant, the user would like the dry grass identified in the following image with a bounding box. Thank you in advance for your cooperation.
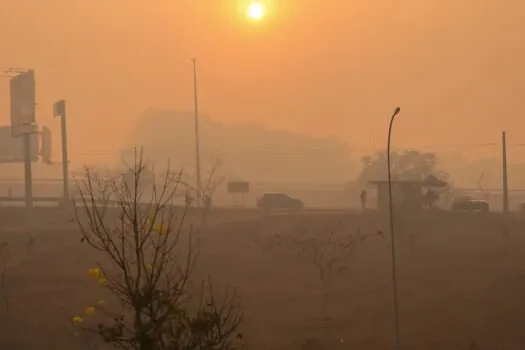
[1,209,525,350]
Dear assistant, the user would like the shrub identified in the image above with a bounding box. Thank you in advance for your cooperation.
[258,217,382,314]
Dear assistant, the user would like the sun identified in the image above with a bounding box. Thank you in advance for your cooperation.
[247,2,265,20]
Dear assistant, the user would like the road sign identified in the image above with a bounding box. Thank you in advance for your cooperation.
[10,70,36,137]
[10,123,38,137]
[227,181,250,193]
[0,126,39,162]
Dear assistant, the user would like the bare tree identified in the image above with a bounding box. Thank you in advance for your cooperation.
[72,148,242,350]
[258,217,382,314]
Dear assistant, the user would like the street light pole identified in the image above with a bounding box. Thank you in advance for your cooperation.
[191,57,202,207]
[387,106,401,350]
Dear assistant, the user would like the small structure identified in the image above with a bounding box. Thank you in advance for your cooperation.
[227,180,250,206]
[369,175,447,212]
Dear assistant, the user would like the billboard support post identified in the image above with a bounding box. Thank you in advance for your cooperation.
[54,99,69,199]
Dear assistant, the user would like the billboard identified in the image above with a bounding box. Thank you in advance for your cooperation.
[41,126,52,163]
[227,181,250,193]
[10,70,36,137]
[0,126,39,163]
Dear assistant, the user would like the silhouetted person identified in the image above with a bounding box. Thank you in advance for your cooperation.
[185,192,193,208]
[424,189,439,209]
[360,190,367,210]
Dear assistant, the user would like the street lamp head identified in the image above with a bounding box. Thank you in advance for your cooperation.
[393,106,401,117]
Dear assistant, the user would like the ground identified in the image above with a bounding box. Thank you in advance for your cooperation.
[0,208,524,350]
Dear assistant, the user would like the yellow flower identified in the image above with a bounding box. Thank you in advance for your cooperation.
[88,268,103,279]
[145,263,153,270]
[72,316,83,324]
[96,300,105,306]
[155,222,166,235]
[88,268,109,287]
[84,306,95,315]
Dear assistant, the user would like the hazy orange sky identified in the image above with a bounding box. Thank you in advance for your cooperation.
[1,0,525,163]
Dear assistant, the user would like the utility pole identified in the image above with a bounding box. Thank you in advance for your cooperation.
[54,99,69,199]
[502,131,508,214]
[191,57,202,207]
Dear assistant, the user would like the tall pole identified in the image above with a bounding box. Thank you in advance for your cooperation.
[191,57,202,207]
[502,131,508,214]
[23,134,33,209]
[387,106,401,350]
[61,104,70,199]
[54,99,69,200]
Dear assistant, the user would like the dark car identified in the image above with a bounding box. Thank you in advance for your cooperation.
[451,195,489,212]
[256,193,304,210]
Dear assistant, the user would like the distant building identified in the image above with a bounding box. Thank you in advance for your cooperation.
[125,109,354,185]
[369,175,447,212]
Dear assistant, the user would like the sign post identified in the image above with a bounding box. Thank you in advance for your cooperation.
[53,99,69,199]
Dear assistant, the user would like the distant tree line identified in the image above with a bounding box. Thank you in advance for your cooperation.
[356,149,451,186]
